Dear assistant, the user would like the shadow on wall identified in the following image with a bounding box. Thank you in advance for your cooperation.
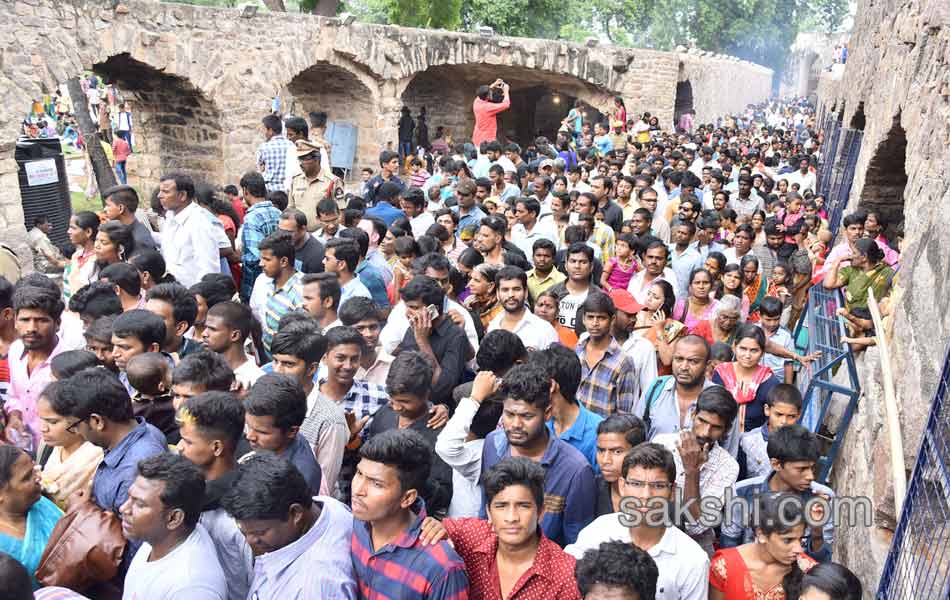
[94,53,224,193]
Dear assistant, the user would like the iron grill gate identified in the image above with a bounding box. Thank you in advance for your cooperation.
[827,128,863,237]
[818,118,843,198]
[877,345,950,600]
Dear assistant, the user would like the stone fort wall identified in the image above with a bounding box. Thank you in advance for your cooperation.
[815,0,950,594]
[0,0,771,263]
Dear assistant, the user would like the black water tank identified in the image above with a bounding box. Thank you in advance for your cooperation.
[15,136,72,249]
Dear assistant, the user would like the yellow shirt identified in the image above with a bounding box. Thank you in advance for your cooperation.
[527,267,566,303]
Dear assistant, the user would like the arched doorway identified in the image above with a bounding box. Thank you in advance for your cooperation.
[94,53,224,193]
[286,63,377,177]
[674,80,694,131]
[859,114,907,240]
[400,64,609,149]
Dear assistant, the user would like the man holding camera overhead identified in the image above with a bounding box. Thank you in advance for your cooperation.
[472,79,511,147]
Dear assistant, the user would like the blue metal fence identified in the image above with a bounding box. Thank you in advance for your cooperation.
[818,118,842,198]
[793,285,862,483]
[826,128,864,236]
[877,345,950,599]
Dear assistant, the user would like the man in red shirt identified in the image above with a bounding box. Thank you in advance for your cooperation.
[112,134,132,184]
[472,79,510,148]
[439,457,581,600]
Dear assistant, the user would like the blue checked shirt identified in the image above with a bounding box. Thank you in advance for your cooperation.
[575,337,640,417]
[241,201,281,300]
[256,134,295,193]
[262,271,305,352]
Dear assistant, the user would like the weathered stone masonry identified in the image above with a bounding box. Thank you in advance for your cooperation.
[0,0,771,263]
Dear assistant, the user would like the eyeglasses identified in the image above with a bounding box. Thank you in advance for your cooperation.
[66,416,90,434]
[623,479,674,491]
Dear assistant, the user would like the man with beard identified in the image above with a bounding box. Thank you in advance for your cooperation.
[487,266,558,351]
[548,243,601,334]
[652,386,739,555]
[480,362,595,546]
[626,241,675,306]
[728,174,764,219]
[474,215,528,269]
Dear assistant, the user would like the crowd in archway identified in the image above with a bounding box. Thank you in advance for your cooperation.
[0,84,898,600]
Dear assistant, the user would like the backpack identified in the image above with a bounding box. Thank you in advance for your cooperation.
[641,375,673,434]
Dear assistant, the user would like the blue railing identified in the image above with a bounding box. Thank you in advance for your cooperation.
[793,285,861,483]
[818,118,842,198]
[877,345,950,599]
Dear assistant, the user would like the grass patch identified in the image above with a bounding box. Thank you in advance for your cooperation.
[71,191,101,214]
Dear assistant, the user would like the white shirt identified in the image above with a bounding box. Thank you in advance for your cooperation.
[627,267,677,306]
[434,396,486,518]
[161,202,220,287]
[785,169,817,194]
[487,309,558,351]
[249,273,272,326]
[124,524,228,600]
[410,211,436,239]
[653,433,739,536]
[565,515,709,600]
[234,357,264,390]
[621,335,659,405]
[495,155,517,174]
[380,298,479,356]
[511,220,559,265]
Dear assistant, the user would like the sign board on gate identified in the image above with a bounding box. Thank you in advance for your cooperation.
[25,159,58,187]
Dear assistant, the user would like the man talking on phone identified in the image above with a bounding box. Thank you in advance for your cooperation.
[396,275,468,410]
[472,78,511,147]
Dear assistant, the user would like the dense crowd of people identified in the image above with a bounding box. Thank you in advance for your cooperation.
[0,87,894,599]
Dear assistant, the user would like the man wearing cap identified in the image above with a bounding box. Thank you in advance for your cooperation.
[290,139,343,232]
[609,120,626,151]
[607,289,659,399]
[452,180,486,237]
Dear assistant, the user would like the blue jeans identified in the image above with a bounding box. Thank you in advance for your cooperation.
[115,161,127,184]
[399,140,412,160]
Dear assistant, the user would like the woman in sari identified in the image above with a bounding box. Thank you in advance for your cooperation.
[0,445,63,588]
[710,492,816,600]
[712,324,779,433]
[674,268,719,330]
[632,280,685,375]
[63,211,99,302]
[740,255,767,322]
[463,262,503,330]
[36,381,103,509]
[692,296,743,346]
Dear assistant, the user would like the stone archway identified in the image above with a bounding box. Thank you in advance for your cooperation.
[399,63,611,148]
[859,114,907,240]
[286,63,378,176]
[94,53,224,193]
[674,80,694,129]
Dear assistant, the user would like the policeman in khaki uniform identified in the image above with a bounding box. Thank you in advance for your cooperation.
[290,139,343,232]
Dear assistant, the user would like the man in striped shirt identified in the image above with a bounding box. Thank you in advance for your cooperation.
[350,429,470,599]
[259,232,304,355]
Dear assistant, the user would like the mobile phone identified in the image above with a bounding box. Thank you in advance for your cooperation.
[426,304,439,320]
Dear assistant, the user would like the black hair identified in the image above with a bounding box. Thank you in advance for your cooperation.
[581,291,615,318]
[339,227,370,259]
[206,300,255,341]
[475,330,527,373]
[129,250,175,285]
[301,272,342,311]
[649,279,676,317]
[842,213,865,228]
[97,220,135,262]
[425,223,450,243]
[596,414,647,447]
[238,171,267,199]
[734,322,766,351]
[0,276,12,311]
[394,236,420,258]
[755,491,808,598]
[99,262,142,297]
[483,456,545,509]
[400,275,444,311]
[566,241,595,263]
[854,237,885,264]
[56,367,133,422]
[181,391,246,448]
[709,341,734,363]
[244,373,307,432]
[284,116,308,138]
[12,285,64,321]
[413,252,452,277]
[801,562,863,600]
[325,238,360,272]
[68,281,122,320]
[324,324,366,353]
[136,453,205,528]
[480,214,507,237]
[767,424,819,463]
[621,442,676,483]
[534,343,582,404]
[695,385,739,431]
[759,296,783,318]
[112,309,166,347]
[386,351,434,399]
[84,315,116,344]
[281,208,308,230]
[124,353,165,396]
[147,282,199,329]
[494,265,527,289]
[575,540,658,600]
[222,452,312,521]
[359,428,432,495]
[379,150,400,166]
[51,350,100,380]
[71,210,100,238]
[0,549,33,600]
[500,363,551,410]
[766,383,803,411]
[531,238,556,256]
[316,197,339,216]
[458,247,484,270]
[401,187,426,209]
[191,273,237,309]
[172,350,235,391]
[259,230,296,265]
[270,320,326,365]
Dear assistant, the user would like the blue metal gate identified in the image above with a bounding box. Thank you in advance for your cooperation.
[826,128,863,236]
[877,345,950,599]
[818,118,842,198]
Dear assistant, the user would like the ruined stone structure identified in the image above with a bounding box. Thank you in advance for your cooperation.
[815,0,950,594]
[0,0,772,262]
